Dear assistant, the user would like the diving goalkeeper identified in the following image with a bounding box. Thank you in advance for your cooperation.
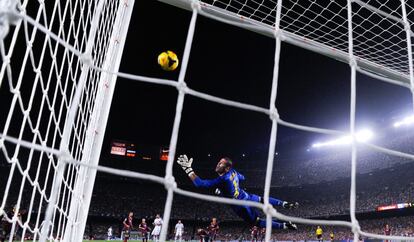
[177,155,298,230]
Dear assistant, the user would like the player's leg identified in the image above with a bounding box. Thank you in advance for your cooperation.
[248,193,298,209]
[1,229,5,242]
[256,218,297,230]
[232,205,289,229]
[268,196,298,209]
[232,202,297,230]
[231,205,258,226]
[123,229,129,242]
[1,222,10,242]
[256,218,283,229]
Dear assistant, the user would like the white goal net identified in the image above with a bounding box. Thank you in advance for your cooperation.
[1,0,414,241]
[0,0,134,241]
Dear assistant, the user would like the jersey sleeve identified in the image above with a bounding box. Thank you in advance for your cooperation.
[193,176,223,188]
[237,172,245,181]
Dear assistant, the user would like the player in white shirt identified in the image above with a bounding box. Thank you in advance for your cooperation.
[107,226,113,240]
[151,214,163,242]
[174,220,184,242]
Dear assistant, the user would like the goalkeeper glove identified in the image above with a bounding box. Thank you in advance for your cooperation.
[282,201,299,209]
[177,154,194,176]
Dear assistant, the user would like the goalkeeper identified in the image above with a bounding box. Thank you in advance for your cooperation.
[177,155,298,230]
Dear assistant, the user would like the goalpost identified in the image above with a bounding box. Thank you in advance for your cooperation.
[0,0,134,241]
[1,0,414,242]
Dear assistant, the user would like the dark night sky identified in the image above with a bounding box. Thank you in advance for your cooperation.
[0,0,412,172]
[100,0,412,168]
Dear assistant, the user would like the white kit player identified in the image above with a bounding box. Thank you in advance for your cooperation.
[107,226,113,240]
[174,220,184,242]
[151,214,163,242]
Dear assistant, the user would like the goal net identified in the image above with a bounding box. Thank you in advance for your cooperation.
[1,0,414,241]
[0,0,134,241]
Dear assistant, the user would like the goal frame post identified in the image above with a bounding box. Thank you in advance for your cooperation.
[61,0,136,241]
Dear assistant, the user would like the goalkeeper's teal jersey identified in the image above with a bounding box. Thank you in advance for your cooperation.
[193,169,248,199]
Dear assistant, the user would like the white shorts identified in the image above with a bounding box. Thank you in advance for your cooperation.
[152,226,161,236]
[175,231,183,237]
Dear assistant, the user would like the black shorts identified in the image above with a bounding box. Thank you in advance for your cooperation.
[317,234,322,239]
[1,222,11,238]
[123,229,130,238]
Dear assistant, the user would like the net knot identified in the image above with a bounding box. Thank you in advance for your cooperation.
[176,82,188,94]
[269,108,279,121]
[11,88,20,95]
[59,151,73,163]
[11,157,18,164]
[262,203,275,216]
[164,176,177,190]
[33,66,41,75]
[22,169,29,178]
[23,109,30,118]
[80,52,93,66]
[351,223,361,234]
[3,55,10,65]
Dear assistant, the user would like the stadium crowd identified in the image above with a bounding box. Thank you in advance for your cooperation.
[83,215,414,240]
[87,160,414,220]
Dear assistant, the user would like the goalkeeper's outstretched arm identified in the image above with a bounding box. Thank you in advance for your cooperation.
[177,154,222,188]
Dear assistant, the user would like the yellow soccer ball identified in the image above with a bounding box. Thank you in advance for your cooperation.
[157,50,179,71]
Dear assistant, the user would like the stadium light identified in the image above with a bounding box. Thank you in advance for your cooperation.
[311,129,374,149]
[393,115,414,128]
[355,129,374,142]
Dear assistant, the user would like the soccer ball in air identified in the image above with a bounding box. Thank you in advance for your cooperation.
[158,51,179,71]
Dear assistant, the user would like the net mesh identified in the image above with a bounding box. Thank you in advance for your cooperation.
[197,0,414,83]
[0,0,129,240]
[1,0,414,241]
